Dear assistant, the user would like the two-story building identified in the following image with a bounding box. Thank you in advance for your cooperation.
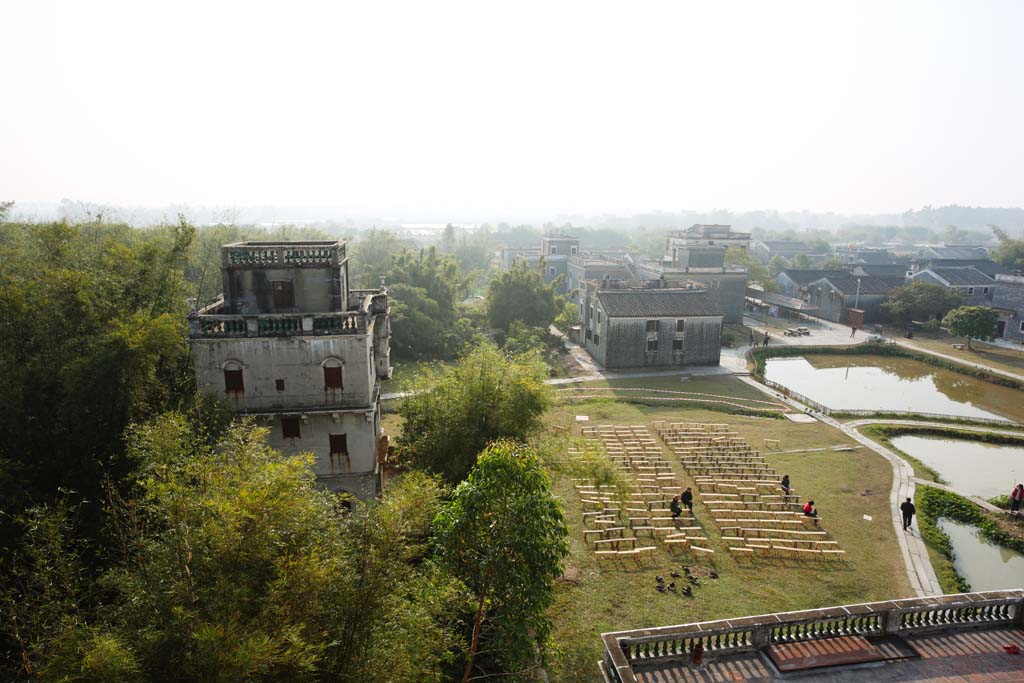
[909,266,995,305]
[188,240,390,499]
[541,233,580,294]
[579,278,722,369]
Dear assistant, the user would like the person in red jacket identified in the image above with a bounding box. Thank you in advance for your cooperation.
[803,500,818,525]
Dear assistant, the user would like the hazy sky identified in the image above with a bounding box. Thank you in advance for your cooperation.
[3,0,1023,214]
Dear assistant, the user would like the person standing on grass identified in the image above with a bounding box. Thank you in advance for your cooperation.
[900,497,916,530]
[681,487,694,514]
[1010,484,1023,515]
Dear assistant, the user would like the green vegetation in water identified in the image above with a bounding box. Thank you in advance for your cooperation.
[915,487,1024,594]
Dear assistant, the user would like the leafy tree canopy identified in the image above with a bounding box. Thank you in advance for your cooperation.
[990,225,1024,272]
[725,247,776,291]
[397,342,551,482]
[486,259,561,331]
[882,280,965,324]
[432,439,569,683]
[942,305,999,349]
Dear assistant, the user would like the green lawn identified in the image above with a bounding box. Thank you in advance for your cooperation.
[543,401,911,683]
[907,333,1024,376]
[553,375,786,414]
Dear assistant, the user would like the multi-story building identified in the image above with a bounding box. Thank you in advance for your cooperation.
[188,240,391,499]
[578,278,723,369]
[541,233,580,293]
[664,224,751,257]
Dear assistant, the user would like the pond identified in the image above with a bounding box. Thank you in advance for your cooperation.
[937,518,1024,591]
[763,355,1016,421]
[890,435,1024,500]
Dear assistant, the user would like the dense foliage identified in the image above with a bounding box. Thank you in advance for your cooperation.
[486,259,562,331]
[397,342,552,482]
[941,306,999,349]
[433,440,569,683]
[882,280,965,325]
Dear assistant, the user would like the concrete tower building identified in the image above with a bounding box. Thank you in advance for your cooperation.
[188,240,391,498]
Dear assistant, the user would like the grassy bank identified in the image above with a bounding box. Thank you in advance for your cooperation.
[915,486,1024,594]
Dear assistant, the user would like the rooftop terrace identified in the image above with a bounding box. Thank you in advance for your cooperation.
[600,590,1024,682]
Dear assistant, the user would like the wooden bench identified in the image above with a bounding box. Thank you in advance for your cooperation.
[593,537,637,551]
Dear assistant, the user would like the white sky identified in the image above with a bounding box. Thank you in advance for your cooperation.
[2,0,1023,214]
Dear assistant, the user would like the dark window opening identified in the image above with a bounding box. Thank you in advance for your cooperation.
[224,368,244,392]
[330,433,349,456]
[282,416,301,439]
[646,320,658,333]
[275,379,285,391]
[672,338,684,351]
[676,319,685,333]
[594,334,600,346]
[647,339,659,352]
[324,365,343,389]
[272,280,295,308]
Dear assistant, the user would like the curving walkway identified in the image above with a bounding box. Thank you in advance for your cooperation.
[734,375,943,597]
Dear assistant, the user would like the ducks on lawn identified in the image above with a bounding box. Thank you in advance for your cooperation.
[656,575,665,584]
[709,570,719,579]
[656,584,666,592]
[682,586,693,597]
[670,570,681,578]
[667,582,676,592]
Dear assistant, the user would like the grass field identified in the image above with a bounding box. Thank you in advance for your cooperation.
[543,397,912,683]
[552,374,787,414]
[907,333,1024,376]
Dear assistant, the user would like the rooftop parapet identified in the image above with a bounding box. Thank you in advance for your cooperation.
[221,240,347,268]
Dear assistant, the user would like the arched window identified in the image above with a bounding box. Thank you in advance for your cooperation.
[322,357,344,390]
[223,360,244,394]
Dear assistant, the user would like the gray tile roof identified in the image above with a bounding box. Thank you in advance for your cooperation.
[779,269,848,285]
[596,288,722,317]
[922,267,995,286]
[814,276,907,295]
[922,246,989,260]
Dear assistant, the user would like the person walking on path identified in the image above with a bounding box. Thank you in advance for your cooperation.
[1010,484,1024,515]
[763,331,770,347]
[681,487,694,514]
[749,330,755,347]
[900,497,916,530]
[850,325,858,338]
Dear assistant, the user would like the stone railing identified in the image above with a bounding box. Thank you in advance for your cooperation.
[190,311,366,338]
[223,243,343,267]
[599,590,1024,683]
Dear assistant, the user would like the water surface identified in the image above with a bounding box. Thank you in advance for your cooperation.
[937,517,1024,591]
[890,435,1024,499]
[764,356,1010,420]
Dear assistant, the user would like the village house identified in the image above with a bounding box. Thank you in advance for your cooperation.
[750,239,829,265]
[566,253,631,303]
[540,233,580,294]
[910,266,995,305]
[774,269,848,298]
[992,273,1024,342]
[188,240,391,499]
[578,278,723,369]
[804,275,905,325]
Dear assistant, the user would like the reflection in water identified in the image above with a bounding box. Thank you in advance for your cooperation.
[891,436,1024,500]
[937,518,1024,591]
[764,356,1007,420]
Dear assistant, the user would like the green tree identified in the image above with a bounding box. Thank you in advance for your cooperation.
[397,342,551,482]
[348,228,411,289]
[486,259,561,331]
[0,201,13,221]
[433,439,569,683]
[882,280,965,325]
[989,225,1024,272]
[942,306,999,349]
[3,416,460,682]
[725,246,776,291]
[767,254,789,278]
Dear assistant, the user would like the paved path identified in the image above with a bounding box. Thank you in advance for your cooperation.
[911,478,1004,513]
[734,375,943,597]
[893,339,1024,383]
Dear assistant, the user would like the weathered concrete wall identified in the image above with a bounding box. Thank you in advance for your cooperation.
[598,317,722,369]
[684,272,746,324]
[224,264,348,314]
[191,331,376,412]
[260,410,380,498]
[807,288,888,324]
[994,280,1024,341]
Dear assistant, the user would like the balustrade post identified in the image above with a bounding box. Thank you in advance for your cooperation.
[883,608,903,636]
[749,625,770,649]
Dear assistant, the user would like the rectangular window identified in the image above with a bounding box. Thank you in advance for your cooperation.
[593,334,600,346]
[967,287,975,295]
[597,311,602,323]
[224,369,244,392]
[549,266,555,276]
[983,287,990,294]
[324,366,343,389]
[646,320,658,333]
[676,319,685,333]
[282,416,301,439]
[329,433,348,456]
[550,246,556,255]
[672,338,684,351]
[272,280,295,308]
[571,245,578,255]
[711,280,719,289]
[647,338,659,352]
[586,328,592,340]
[275,379,285,391]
